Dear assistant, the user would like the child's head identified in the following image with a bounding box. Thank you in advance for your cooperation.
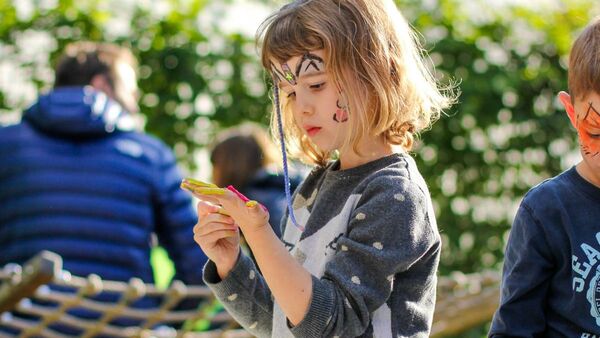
[558,16,600,171]
[210,122,280,188]
[257,0,454,165]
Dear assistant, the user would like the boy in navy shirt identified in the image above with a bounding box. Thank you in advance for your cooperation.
[490,17,600,337]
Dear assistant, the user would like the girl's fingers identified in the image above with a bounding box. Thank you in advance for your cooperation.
[193,222,237,238]
[193,193,223,206]
[196,200,224,216]
[194,228,238,242]
[193,213,236,235]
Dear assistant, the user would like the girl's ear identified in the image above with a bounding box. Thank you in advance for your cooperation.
[558,91,578,128]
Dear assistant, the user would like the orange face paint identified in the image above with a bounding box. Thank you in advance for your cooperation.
[577,102,600,158]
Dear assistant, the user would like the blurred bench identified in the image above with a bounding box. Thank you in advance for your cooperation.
[0,251,500,337]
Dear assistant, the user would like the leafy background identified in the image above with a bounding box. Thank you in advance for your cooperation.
[1,0,599,335]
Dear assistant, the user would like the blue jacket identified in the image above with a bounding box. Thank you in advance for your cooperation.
[0,87,206,285]
[489,167,600,337]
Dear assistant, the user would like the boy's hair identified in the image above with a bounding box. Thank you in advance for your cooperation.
[257,0,455,165]
[210,122,281,188]
[54,41,137,89]
[569,16,600,102]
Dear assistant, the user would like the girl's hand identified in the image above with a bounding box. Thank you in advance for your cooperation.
[193,200,240,279]
[193,187,270,234]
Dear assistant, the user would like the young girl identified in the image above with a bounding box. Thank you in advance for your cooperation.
[191,0,454,336]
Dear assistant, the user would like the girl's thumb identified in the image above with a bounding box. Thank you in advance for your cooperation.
[246,201,270,222]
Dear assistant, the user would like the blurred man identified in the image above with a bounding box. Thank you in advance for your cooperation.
[0,41,206,287]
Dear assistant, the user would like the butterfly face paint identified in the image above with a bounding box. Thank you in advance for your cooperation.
[334,97,349,123]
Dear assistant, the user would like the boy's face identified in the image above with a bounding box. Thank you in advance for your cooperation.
[270,50,349,153]
[558,91,600,176]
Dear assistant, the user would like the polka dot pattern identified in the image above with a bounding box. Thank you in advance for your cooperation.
[351,276,361,285]
[227,293,238,301]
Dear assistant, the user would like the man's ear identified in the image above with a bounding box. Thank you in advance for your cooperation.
[90,74,114,98]
[558,91,578,128]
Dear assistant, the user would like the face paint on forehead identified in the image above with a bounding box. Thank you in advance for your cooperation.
[281,63,297,85]
[270,62,297,85]
[583,102,600,124]
[270,62,292,85]
[296,53,325,77]
[270,52,325,86]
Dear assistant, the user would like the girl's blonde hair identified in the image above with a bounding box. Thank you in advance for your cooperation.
[258,0,456,166]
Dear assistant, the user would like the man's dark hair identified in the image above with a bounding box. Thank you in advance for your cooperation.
[54,42,137,88]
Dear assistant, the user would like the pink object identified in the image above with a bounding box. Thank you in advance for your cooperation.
[226,185,268,212]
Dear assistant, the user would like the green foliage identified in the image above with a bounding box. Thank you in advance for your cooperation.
[404,0,598,275]
[0,0,273,171]
[1,0,599,313]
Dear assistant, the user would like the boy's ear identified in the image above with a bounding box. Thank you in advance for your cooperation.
[558,91,578,128]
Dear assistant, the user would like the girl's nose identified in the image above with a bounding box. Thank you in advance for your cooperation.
[296,94,314,116]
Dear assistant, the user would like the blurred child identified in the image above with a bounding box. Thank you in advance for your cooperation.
[191,0,454,336]
[490,17,600,337]
[210,122,304,237]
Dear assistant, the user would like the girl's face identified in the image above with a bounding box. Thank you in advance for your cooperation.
[271,50,350,153]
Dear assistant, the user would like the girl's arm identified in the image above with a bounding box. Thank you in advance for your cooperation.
[202,251,276,337]
[193,186,313,325]
[241,222,313,325]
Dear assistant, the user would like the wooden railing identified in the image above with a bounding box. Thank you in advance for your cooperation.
[432,270,500,337]
[0,252,500,337]
[0,251,244,338]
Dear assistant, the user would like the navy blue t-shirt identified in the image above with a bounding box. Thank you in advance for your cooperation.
[490,166,600,337]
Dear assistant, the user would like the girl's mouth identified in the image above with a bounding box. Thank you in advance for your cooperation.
[305,126,322,136]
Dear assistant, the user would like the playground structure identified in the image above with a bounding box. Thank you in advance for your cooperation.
[0,251,500,337]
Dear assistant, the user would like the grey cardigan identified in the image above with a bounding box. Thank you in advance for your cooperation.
[204,153,440,337]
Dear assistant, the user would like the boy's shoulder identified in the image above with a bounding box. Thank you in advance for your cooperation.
[521,167,580,209]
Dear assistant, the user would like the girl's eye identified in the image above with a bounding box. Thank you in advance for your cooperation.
[286,91,296,98]
[309,82,326,90]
